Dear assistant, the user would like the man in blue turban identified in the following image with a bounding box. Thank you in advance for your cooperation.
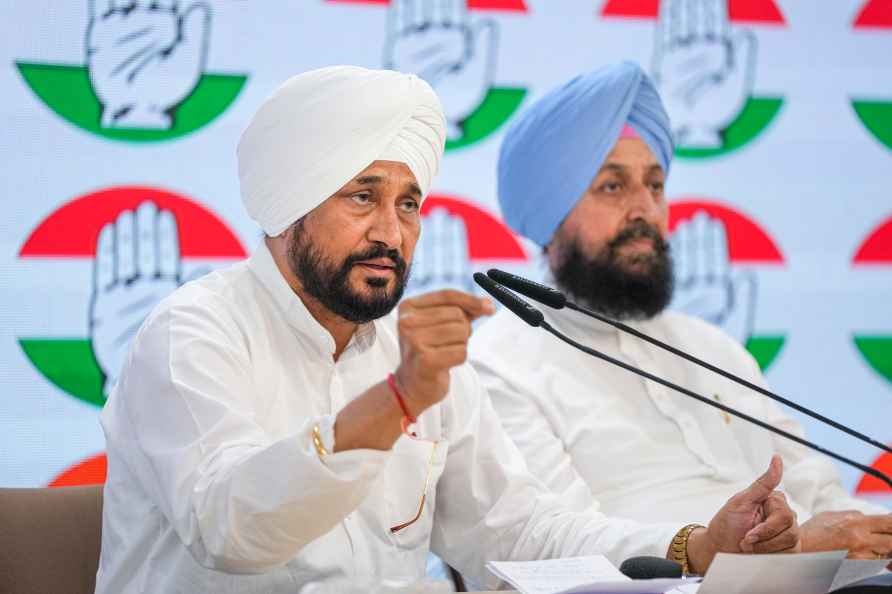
[471,62,892,566]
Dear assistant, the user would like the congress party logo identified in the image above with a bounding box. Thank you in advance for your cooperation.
[48,454,107,487]
[601,0,786,159]
[16,2,247,143]
[17,186,247,408]
[668,200,786,370]
[329,0,529,151]
[856,451,892,499]
[851,1,892,152]
[852,215,892,385]
[406,194,531,296]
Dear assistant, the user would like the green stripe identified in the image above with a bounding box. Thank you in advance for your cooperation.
[676,97,784,159]
[745,335,785,371]
[15,62,246,143]
[18,338,105,407]
[854,336,892,383]
[446,87,527,152]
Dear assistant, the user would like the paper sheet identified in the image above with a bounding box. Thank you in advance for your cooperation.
[696,551,847,594]
[828,559,890,591]
[485,555,693,594]
[486,555,627,594]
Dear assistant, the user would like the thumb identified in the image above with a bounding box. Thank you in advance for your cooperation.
[175,3,210,66]
[740,455,783,503]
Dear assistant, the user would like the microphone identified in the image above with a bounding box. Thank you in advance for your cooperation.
[473,273,892,490]
[619,556,683,580]
[486,268,892,457]
[473,272,543,327]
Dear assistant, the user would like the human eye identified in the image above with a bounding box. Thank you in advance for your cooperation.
[350,192,373,206]
[598,181,622,193]
[399,197,420,213]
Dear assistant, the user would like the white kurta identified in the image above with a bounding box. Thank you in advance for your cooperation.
[95,244,683,594]
[470,306,888,529]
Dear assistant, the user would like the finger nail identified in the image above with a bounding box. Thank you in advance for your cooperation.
[745,533,760,544]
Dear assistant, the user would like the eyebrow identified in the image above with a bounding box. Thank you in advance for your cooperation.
[353,175,384,185]
[352,175,422,197]
[406,182,422,197]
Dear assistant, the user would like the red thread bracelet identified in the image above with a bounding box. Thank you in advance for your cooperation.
[387,373,417,436]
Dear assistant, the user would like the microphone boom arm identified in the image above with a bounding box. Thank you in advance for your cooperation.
[540,320,892,490]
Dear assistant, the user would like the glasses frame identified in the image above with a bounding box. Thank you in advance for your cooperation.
[390,438,439,534]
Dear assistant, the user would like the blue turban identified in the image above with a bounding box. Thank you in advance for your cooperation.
[497,62,674,246]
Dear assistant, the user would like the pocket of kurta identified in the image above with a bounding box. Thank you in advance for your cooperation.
[384,436,449,551]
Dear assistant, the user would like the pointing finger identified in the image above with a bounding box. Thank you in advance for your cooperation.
[403,289,495,320]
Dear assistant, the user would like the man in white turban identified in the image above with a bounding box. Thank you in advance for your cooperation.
[96,66,800,593]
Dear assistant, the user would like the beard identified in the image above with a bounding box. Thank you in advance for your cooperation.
[552,220,674,321]
[286,222,409,324]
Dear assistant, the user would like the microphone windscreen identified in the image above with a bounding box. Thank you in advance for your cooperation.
[487,269,567,309]
[619,556,683,580]
[473,272,544,327]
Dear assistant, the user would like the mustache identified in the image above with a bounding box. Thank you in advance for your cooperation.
[344,245,408,276]
[608,220,668,253]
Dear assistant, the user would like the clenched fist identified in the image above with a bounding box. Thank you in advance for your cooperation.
[393,289,494,415]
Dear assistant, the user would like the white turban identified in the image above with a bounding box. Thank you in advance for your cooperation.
[237,65,446,236]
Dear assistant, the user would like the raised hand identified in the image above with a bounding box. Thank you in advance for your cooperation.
[394,290,494,416]
[689,456,800,572]
[384,0,496,140]
[406,207,474,296]
[652,0,755,149]
[90,201,182,396]
[86,0,210,129]
[669,211,755,344]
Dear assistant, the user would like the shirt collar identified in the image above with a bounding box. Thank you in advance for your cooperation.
[248,241,377,359]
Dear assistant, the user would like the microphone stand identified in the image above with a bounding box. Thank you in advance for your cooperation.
[539,318,892,490]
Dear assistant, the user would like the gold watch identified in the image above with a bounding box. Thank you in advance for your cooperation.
[671,523,705,575]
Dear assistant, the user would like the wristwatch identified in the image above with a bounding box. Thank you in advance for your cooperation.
[671,523,705,574]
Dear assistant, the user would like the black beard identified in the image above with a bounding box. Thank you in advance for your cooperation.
[553,220,674,321]
[287,224,409,324]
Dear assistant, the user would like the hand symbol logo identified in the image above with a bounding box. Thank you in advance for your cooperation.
[384,0,496,140]
[652,0,756,149]
[89,201,184,396]
[86,0,211,129]
[669,211,756,345]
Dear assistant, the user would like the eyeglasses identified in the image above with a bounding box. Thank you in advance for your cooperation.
[390,438,439,534]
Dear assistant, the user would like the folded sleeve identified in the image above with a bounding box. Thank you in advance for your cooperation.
[108,297,390,573]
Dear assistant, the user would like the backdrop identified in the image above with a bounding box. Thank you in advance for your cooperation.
[1,1,890,512]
